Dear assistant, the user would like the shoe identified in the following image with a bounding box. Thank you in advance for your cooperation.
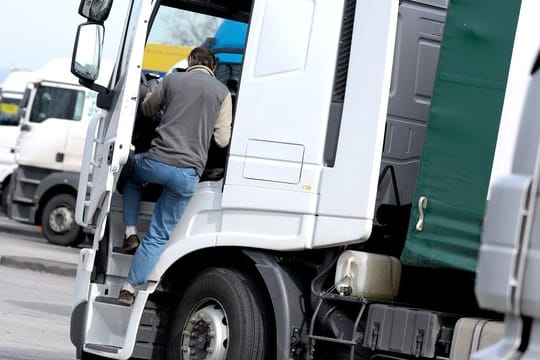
[118,234,140,254]
[118,289,135,305]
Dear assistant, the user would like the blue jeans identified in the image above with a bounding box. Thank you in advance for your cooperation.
[122,154,199,285]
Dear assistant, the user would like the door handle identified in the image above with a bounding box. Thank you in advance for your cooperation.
[415,196,428,231]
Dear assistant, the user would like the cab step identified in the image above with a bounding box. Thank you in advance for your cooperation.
[112,246,136,254]
[86,343,121,354]
[83,290,169,359]
[95,295,131,307]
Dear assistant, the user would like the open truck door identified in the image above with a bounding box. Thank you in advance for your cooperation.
[73,1,152,241]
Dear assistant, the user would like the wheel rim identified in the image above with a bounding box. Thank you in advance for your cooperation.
[180,299,229,360]
[48,205,74,233]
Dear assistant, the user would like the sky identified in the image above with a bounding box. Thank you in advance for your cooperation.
[0,0,128,84]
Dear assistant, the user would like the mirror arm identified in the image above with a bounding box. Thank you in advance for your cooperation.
[96,91,114,110]
[78,79,113,110]
[79,78,109,94]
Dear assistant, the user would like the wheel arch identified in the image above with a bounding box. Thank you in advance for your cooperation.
[159,247,306,360]
[242,249,308,360]
[1,173,11,189]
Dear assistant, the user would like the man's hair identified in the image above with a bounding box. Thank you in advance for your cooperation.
[188,47,216,70]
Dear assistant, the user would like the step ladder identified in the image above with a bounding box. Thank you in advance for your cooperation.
[308,287,368,360]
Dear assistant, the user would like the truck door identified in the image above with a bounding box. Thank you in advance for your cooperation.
[17,82,86,172]
[75,0,151,237]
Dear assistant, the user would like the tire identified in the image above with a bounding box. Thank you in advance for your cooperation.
[41,193,82,246]
[1,187,7,214]
[167,268,267,360]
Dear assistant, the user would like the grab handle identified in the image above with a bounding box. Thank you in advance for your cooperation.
[415,196,428,231]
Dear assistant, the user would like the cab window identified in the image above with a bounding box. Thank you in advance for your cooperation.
[29,86,85,123]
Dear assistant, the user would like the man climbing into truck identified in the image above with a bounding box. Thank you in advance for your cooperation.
[69,0,540,358]
[117,47,233,305]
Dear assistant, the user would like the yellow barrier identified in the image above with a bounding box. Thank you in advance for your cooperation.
[142,43,193,74]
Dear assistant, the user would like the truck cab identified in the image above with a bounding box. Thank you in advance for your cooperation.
[7,58,107,246]
[0,70,36,212]
[67,0,540,359]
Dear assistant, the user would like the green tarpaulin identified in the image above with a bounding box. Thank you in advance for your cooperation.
[401,0,522,272]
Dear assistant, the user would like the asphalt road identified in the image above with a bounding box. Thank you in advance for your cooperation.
[0,266,76,360]
[0,214,79,360]
[0,212,41,241]
[0,214,80,275]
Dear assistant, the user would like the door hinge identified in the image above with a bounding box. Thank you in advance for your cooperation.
[107,143,114,165]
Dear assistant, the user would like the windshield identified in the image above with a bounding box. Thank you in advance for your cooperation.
[0,97,22,126]
[143,5,247,87]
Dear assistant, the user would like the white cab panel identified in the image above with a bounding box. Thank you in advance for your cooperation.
[243,139,304,184]
[222,0,399,250]
[314,0,399,246]
[17,117,69,171]
[254,0,314,76]
[222,0,345,249]
[152,181,224,280]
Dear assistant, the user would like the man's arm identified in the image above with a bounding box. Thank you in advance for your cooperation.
[213,92,233,148]
[141,81,165,117]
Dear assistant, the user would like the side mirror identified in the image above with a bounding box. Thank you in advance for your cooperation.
[71,23,104,82]
[78,0,113,22]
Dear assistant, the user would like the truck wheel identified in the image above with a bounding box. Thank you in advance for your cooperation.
[167,268,267,360]
[1,187,7,214]
[41,193,82,246]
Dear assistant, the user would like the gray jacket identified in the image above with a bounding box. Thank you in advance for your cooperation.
[141,65,232,176]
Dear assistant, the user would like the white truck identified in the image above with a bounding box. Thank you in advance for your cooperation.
[0,69,36,212]
[68,0,540,359]
[6,58,106,246]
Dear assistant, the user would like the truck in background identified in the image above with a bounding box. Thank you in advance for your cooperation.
[6,58,109,246]
[6,44,208,245]
[67,0,540,359]
[0,69,37,212]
